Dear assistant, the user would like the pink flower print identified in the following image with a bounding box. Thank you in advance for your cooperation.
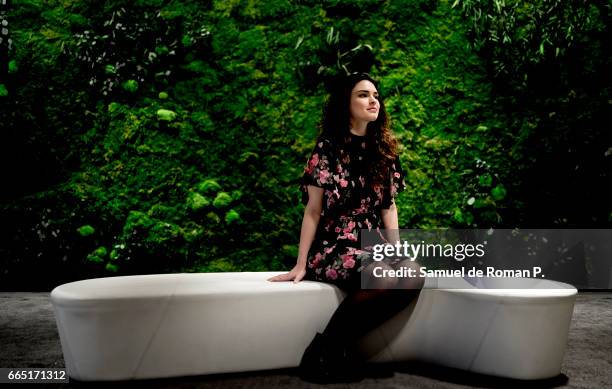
[335,227,341,233]
[343,221,356,234]
[343,257,356,269]
[311,252,323,267]
[340,253,356,269]
[339,179,348,188]
[338,232,356,241]
[373,185,383,196]
[325,268,338,280]
[345,247,358,255]
[319,169,330,184]
[354,199,368,215]
[307,153,319,174]
[324,244,336,254]
[394,172,401,179]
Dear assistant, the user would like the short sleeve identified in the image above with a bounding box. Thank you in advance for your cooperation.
[299,137,335,205]
[381,155,407,209]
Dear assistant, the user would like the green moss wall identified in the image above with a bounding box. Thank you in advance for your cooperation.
[0,0,609,289]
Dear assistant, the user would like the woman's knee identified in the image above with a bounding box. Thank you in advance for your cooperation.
[361,261,399,289]
[393,259,425,290]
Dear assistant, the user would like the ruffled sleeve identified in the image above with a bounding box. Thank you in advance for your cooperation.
[381,155,407,209]
[300,136,336,205]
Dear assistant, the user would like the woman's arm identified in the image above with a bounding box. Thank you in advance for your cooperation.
[296,185,324,267]
[381,202,400,244]
[268,185,323,282]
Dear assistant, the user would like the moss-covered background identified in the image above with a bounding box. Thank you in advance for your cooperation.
[1,0,610,290]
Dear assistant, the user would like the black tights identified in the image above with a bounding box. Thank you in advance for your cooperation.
[321,287,421,348]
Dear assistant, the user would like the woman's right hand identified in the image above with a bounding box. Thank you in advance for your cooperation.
[267,264,307,284]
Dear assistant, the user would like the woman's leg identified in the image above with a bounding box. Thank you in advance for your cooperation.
[321,288,420,347]
[298,266,422,383]
[323,259,424,347]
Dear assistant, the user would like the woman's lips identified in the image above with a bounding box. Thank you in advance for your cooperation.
[367,108,378,112]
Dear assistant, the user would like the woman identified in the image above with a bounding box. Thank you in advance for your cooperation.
[268,73,423,383]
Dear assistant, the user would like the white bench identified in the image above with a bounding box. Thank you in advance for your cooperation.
[50,272,577,381]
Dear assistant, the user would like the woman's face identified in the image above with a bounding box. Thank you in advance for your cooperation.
[349,80,379,124]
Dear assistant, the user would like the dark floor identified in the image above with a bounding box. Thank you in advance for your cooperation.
[0,292,611,388]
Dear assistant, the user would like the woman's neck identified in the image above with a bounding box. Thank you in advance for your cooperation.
[349,121,367,137]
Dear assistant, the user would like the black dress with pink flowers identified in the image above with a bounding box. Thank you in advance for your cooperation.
[300,133,407,291]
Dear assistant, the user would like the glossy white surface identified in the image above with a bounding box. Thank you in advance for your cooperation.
[51,272,577,381]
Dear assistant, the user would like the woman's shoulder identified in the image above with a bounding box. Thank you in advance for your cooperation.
[315,132,335,145]
[312,133,340,155]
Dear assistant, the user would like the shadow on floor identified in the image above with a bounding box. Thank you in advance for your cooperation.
[62,362,569,388]
[391,361,569,388]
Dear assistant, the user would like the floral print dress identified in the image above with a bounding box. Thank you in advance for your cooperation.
[300,133,407,291]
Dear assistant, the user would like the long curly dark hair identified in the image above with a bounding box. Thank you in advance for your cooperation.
[318,72,400,187]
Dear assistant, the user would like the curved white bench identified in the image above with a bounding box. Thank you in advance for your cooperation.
[50,272,577,381]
